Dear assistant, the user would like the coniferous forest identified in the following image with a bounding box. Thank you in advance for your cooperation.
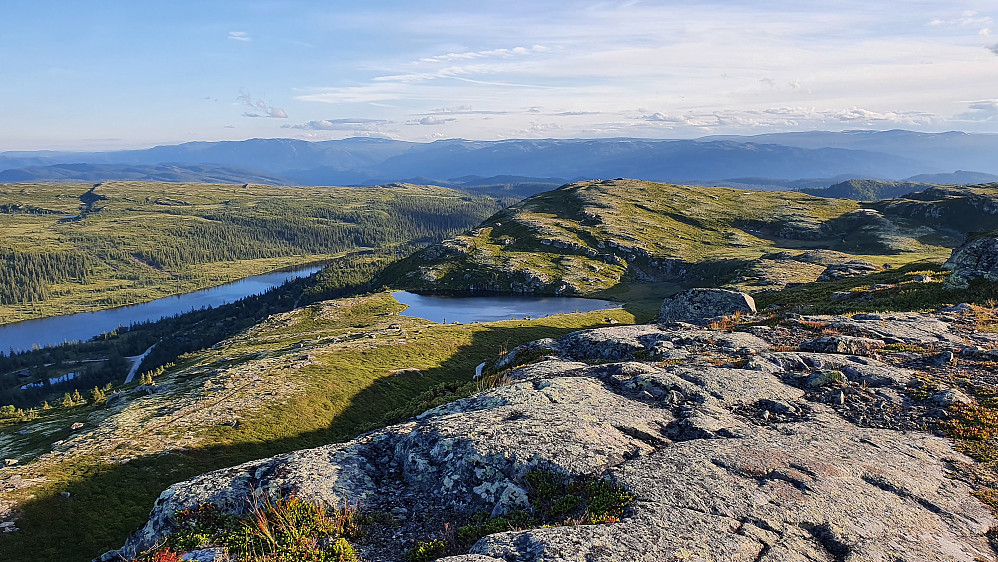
[0,181,512,408]
[0,181,510,318]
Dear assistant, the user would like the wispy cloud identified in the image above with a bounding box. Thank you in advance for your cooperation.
[228,31,251,42]
[410,116,456,125]
[284,118,391,131]
[956,99,998,122]
[237,90,287,118]
[928,10,993,33]
[416,45,547,64]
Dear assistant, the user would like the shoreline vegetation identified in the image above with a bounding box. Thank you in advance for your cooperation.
[0,181,510,326]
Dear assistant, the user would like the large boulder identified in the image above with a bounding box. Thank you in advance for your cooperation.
[943,230,998,289]
[658,288,756,325]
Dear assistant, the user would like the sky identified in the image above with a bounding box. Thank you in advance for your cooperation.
[2,0,998,151]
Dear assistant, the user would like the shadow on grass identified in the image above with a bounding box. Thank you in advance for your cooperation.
[0,316,636,562]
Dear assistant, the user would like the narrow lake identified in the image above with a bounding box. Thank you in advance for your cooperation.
[392,291,620,324]
[0,264,325,355]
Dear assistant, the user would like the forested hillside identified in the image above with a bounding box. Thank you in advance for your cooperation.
[0,181,507,323]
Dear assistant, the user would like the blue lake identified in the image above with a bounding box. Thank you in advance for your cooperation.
[0,264,325,355]
[392,291,620,324]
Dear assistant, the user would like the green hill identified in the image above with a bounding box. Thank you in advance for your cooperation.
[381,179,997,296]
[800,178,934,200]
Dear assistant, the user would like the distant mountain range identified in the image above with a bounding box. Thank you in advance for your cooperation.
[0,163,288,185]
[3,131,998,193]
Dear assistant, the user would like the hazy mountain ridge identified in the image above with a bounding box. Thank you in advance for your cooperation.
[4,131,998,189]
[0,163,290,185]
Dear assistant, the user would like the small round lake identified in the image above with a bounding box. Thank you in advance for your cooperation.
[0,264,325,355]
[392,291,620,324]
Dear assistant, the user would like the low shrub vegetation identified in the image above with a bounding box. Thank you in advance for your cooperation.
[404,469,636,561]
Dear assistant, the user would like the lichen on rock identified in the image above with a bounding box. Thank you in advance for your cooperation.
[105,304,998,562]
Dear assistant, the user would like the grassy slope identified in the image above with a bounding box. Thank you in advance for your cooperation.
[0,181,498,324]
[383,179,989,296]
[0,293,638,561]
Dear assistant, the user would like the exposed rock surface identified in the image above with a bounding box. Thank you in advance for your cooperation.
[817,260,882,281]
[658,288,756,325]
[106,310,998,562]
[944,230,998,288]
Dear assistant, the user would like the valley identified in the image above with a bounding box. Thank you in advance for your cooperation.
[0,181,506,325]
[0,177,996,561]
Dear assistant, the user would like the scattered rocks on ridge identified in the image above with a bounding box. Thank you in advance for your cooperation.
[105,304,998,562]
[658,288,756,325]
[943,230,998,288]
[799,335,885,356]
[817,259,882,281]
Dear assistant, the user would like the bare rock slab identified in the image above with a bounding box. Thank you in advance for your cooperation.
[107,320,996,562]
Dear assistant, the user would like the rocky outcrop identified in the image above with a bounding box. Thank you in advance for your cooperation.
[658,288,756,325]
[106,309,997,562]
[817,260,882,281]
[943,230,998,288]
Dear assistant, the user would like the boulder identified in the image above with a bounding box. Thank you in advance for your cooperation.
[943,230,998,289]
[932,388,972,407]
[658,288,756,325]
[817,260,881,281]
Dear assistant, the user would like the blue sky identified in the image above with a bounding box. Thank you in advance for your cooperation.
[3,1,997,150]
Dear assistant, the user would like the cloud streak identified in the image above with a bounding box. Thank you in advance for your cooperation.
[228,31,251,42]
[284,118,391,131]
[238,90,287,118]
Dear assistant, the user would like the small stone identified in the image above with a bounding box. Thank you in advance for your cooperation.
[70,422,84,431]
[931,389,972,407]
[931,351,955,366]
[807,370,846,388]
[3,459,17,466]
[60,491,71,498]
[830,291,854,302]
[959,345,983,358]
[391,507,409,517]
[761,410,771,421]
[912,274,933,283]
[837,391,846,405]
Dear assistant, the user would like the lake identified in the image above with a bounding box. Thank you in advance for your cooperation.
[0,264,325,355]
[392,291,620,324]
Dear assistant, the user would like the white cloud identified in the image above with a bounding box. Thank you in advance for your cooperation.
[956,99,998,121]
[228,31,251,42]
[928,11,993,31]
[284,118,391,131]
[413,116,456,125]
[416,45,547,64]
[237,90,287,118]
